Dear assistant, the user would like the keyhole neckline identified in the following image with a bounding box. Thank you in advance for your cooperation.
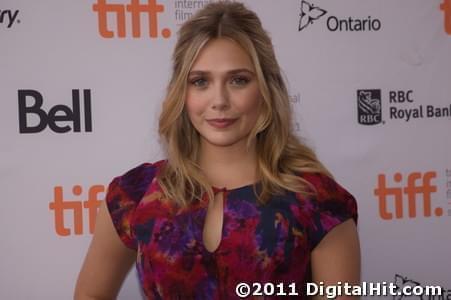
[212,186,227,194]
[211,180,261,194]
[200,181,260,254]
[201,187,227,254]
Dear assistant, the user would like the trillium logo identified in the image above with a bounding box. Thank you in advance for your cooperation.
[298,1,382,32]
[298,0,327,31]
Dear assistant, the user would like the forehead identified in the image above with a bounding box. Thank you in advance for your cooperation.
[190,37,255,72]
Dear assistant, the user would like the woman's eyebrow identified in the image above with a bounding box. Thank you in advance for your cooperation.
[188,70,208,76]
[188,68,255,76]
[227,68,255,75]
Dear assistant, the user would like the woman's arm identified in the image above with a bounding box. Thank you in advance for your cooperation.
[74,200,137,300]
[310,219,361,300]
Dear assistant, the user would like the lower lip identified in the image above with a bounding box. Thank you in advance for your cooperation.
[206,119,237,129]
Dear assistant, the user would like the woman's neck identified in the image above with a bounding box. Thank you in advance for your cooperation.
[198,139,259,189]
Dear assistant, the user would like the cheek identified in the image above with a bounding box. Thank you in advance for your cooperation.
[236,89,262,118]
[185,94,205,120]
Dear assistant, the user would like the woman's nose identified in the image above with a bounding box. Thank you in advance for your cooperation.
[211,83,230,110]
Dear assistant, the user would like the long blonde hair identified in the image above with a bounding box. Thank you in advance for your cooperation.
[158,1,332,207]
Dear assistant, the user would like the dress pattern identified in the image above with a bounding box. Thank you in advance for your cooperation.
[105,160,358,299]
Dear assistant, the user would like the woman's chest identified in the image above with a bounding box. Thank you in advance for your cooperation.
[132,193,312,275]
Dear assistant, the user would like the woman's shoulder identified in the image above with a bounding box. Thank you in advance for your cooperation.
[117,159,166,180]
[294,171,358,250]
[107,159,167,204]
[114,159,166,183]
[105,159,168,250]
[298,171,355,202]
[293,171,358,225]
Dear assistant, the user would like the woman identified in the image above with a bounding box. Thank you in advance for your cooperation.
[75,1,360,299]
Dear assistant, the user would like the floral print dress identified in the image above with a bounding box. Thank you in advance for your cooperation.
[105,160,358,299]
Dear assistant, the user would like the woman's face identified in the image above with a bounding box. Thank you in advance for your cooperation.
[185,38,262,149]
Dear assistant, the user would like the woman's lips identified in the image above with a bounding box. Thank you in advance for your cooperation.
[206,118,238,129]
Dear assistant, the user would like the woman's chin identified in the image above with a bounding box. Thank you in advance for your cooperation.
[200,135,248,148]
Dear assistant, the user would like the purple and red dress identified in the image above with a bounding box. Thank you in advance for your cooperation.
[105,159,358,299]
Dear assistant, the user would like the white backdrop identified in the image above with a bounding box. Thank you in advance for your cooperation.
[1,0,450,299]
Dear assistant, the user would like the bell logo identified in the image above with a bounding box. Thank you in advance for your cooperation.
[92,0,171,38]
[49,185,104,236]
[374,171,443,220]
[441,0,451,35]
[18,89,92,134]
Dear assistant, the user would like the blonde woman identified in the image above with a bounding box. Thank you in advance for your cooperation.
[75,1,360,299]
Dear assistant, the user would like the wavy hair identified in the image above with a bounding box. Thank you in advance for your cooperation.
[157,0,332,207]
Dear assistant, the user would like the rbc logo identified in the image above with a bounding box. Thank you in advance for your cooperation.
[18,89,92,134]
[389,90,414,103]
[374,172,442,220]
[357,89,382,125]
[49,185,104,236]
[92,0,171,38]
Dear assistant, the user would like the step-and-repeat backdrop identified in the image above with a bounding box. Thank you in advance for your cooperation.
[2,0,450,299]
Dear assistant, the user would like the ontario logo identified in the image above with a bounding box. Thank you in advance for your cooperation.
[357,89,382,125]
[298,0,381,32]
[298,1,327,31]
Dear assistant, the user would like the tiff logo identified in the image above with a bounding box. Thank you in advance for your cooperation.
[374,172,443,220]
[49,185,104,236]
[92,0,171,38]
[441,0,451,35]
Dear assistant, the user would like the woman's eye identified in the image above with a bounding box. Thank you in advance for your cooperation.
[190,78,208,88]
[230,76,250,86]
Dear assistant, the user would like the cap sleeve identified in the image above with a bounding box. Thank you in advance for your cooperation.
[305,173,358,251]
[105,162,159,250]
